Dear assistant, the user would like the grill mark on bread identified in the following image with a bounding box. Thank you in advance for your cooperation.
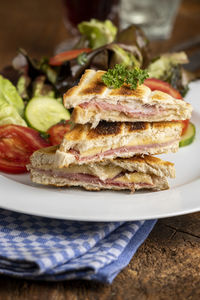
[89,121,121,137]
[80,80,106,96]
[62,121,182,144]
[109,84,146,97]
[80,79,106,95]
[79,71,106,96]
[128,122,147,132]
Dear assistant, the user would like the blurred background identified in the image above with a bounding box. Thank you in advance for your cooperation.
[0,0,200,69]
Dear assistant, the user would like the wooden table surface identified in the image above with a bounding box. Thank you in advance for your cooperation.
[0,0,200,299]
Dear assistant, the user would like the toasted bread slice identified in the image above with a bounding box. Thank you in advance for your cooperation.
[63,69,192,126]
[56,121,182,167]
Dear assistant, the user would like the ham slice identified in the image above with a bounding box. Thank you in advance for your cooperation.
[79,101,164,118]
[35,169,154,191]
[69,139,178,162]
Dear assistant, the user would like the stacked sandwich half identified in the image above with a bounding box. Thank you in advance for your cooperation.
[29,70,192,192]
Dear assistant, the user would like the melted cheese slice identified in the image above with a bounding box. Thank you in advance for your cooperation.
[116,172,153,185]
[79,135,174,157]
[46,163,123,181]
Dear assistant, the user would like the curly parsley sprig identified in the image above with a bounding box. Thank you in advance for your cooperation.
[102,64,149,90]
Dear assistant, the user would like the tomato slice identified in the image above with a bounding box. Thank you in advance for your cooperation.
[144,78,182,99]
[47,120,72,146]
[0,157,28,174]
[181,119,189,135]
[144,78,189,135]
[0,125,50,174]
[49,48,92,66]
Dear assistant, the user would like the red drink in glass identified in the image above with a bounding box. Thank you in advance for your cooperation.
[62,0,120,34]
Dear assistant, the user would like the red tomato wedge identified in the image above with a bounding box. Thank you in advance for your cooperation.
[0,125,50,174]
[47,120,72,146]
[181,119,189,135]
[144,78,182,99]
[49,48,92,66]
[144,78,189,135]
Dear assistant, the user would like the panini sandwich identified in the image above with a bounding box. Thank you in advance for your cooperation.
[63,70,192,127]
[28,146,175,192]
[55,121,182,167]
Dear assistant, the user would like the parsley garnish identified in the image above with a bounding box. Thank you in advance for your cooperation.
[102,64,149,90]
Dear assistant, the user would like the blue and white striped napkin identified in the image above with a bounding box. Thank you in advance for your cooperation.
[0,209,156,283]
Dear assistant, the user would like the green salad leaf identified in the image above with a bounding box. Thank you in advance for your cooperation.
[0,75,25,116]
[78,19,117,49]
[0,98,27,127]
[102,64,149,89]
[32,76,55,98]
[147,52,189,96]
[108,44,141,69]
[16,75,30,100]
[77,52,88,65]
[116,25,150,68]
[147,52,188,79]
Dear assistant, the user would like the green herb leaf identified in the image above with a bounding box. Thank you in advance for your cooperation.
[77,52,88,65]
[126,67,149,89]
[102,64,149,89]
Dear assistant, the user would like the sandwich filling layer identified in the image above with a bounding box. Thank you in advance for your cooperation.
[30,168,169,192]
[72,138,178,160]
[56,138,179,166]
[80,101,164,117]
[73,101,190,126]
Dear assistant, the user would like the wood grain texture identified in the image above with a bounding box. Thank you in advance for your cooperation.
[0,214,200,300]
[0,0,200,299]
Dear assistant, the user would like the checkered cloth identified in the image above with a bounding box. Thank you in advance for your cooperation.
[0,209,156,283]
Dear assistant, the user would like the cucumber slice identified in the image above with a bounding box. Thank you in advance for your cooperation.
[179,122,195,147]
[25,97,70,132]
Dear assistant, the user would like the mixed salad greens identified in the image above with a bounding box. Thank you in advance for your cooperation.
[1,19,191,99]
[0,19,196,173]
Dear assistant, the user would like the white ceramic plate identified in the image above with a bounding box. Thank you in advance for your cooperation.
[0,82,199,221]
